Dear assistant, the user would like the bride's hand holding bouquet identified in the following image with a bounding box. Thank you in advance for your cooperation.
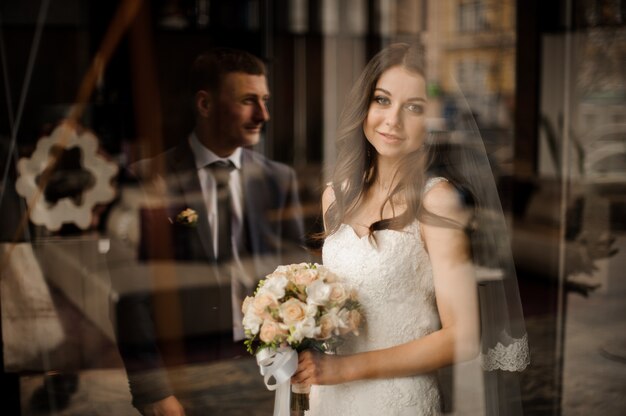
[242,263,361,415]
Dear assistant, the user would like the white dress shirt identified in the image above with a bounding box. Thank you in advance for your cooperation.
[188,133,247,340]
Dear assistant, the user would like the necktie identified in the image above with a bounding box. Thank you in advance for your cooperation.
[209,160,235,262]
[209,160,236,345]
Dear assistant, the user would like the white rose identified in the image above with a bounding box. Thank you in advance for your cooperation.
[242,310,263,335]
[306,279,331,306]
[274,265,291,274]
[241,296,254,314]
[259,275,288,299]
[290,316,318,343]
[306,303,318,317]
[268,265,294,283]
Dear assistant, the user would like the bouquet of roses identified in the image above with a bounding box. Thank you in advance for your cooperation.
[242,263,361,415]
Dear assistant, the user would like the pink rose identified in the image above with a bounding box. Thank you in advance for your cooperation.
[280,298,308,325]
[259,320,287,343]
[292,269,319,286]
[317,266,337,283]
[253,293,278,318]
[317,314,336,340]
[329,283,348,305]
[342,309,362,336]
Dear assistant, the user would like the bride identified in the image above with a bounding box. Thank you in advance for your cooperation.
[293,43,529,415]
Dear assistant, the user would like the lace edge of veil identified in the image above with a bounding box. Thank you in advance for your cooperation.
[480,333,530,372]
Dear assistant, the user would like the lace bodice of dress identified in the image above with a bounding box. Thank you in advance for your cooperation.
[324,222,441,354]
[305,178,446,416]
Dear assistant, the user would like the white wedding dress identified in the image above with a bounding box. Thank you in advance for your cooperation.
[306,179,445,416]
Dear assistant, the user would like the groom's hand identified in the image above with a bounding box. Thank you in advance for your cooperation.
[293,350,347,386]
[143,395,186,416]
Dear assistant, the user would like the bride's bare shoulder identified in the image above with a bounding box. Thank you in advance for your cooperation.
[322,182,336,215]
[422,180,470,224]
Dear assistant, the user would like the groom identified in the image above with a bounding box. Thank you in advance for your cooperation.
[115,48,306,415]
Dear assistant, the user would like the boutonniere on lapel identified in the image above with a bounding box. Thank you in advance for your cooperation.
[174,208,198,227]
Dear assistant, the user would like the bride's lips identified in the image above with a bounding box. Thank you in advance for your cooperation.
[377,131,403,143]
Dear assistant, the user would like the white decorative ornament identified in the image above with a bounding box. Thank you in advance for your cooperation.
[15,123,118,231]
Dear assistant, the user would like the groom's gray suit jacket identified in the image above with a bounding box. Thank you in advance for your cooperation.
[114,141,306,408]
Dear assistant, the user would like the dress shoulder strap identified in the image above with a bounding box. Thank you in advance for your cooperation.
[423,176,448,194]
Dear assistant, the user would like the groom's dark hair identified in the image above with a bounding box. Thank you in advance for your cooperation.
[189,47,266,96]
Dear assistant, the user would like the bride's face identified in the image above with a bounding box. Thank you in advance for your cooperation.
[363,65,427,162]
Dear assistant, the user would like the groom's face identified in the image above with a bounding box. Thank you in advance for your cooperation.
[213,72,271,154]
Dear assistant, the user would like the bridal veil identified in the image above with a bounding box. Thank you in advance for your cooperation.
[427,88,530,414]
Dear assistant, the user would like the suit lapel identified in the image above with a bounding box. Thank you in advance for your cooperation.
[241,149,269,255]
[168,143,216,262]
[165,146,279,263]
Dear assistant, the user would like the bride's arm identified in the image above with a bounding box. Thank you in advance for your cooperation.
[293,181,480,385]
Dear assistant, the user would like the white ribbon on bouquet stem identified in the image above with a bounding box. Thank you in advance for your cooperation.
[256,346,299,416]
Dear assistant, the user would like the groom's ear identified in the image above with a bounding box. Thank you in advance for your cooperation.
[195,90,213,118]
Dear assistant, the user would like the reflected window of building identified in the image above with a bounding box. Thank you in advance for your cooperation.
[458,1,489,32]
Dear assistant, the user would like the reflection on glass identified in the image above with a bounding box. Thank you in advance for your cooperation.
[561,18,626,415]
[1,0,625,415]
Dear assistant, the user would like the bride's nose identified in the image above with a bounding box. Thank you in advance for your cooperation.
[384,107,402,127]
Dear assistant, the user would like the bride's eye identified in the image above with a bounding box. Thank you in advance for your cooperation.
[373,95,390,106]
[405,103,424,114]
